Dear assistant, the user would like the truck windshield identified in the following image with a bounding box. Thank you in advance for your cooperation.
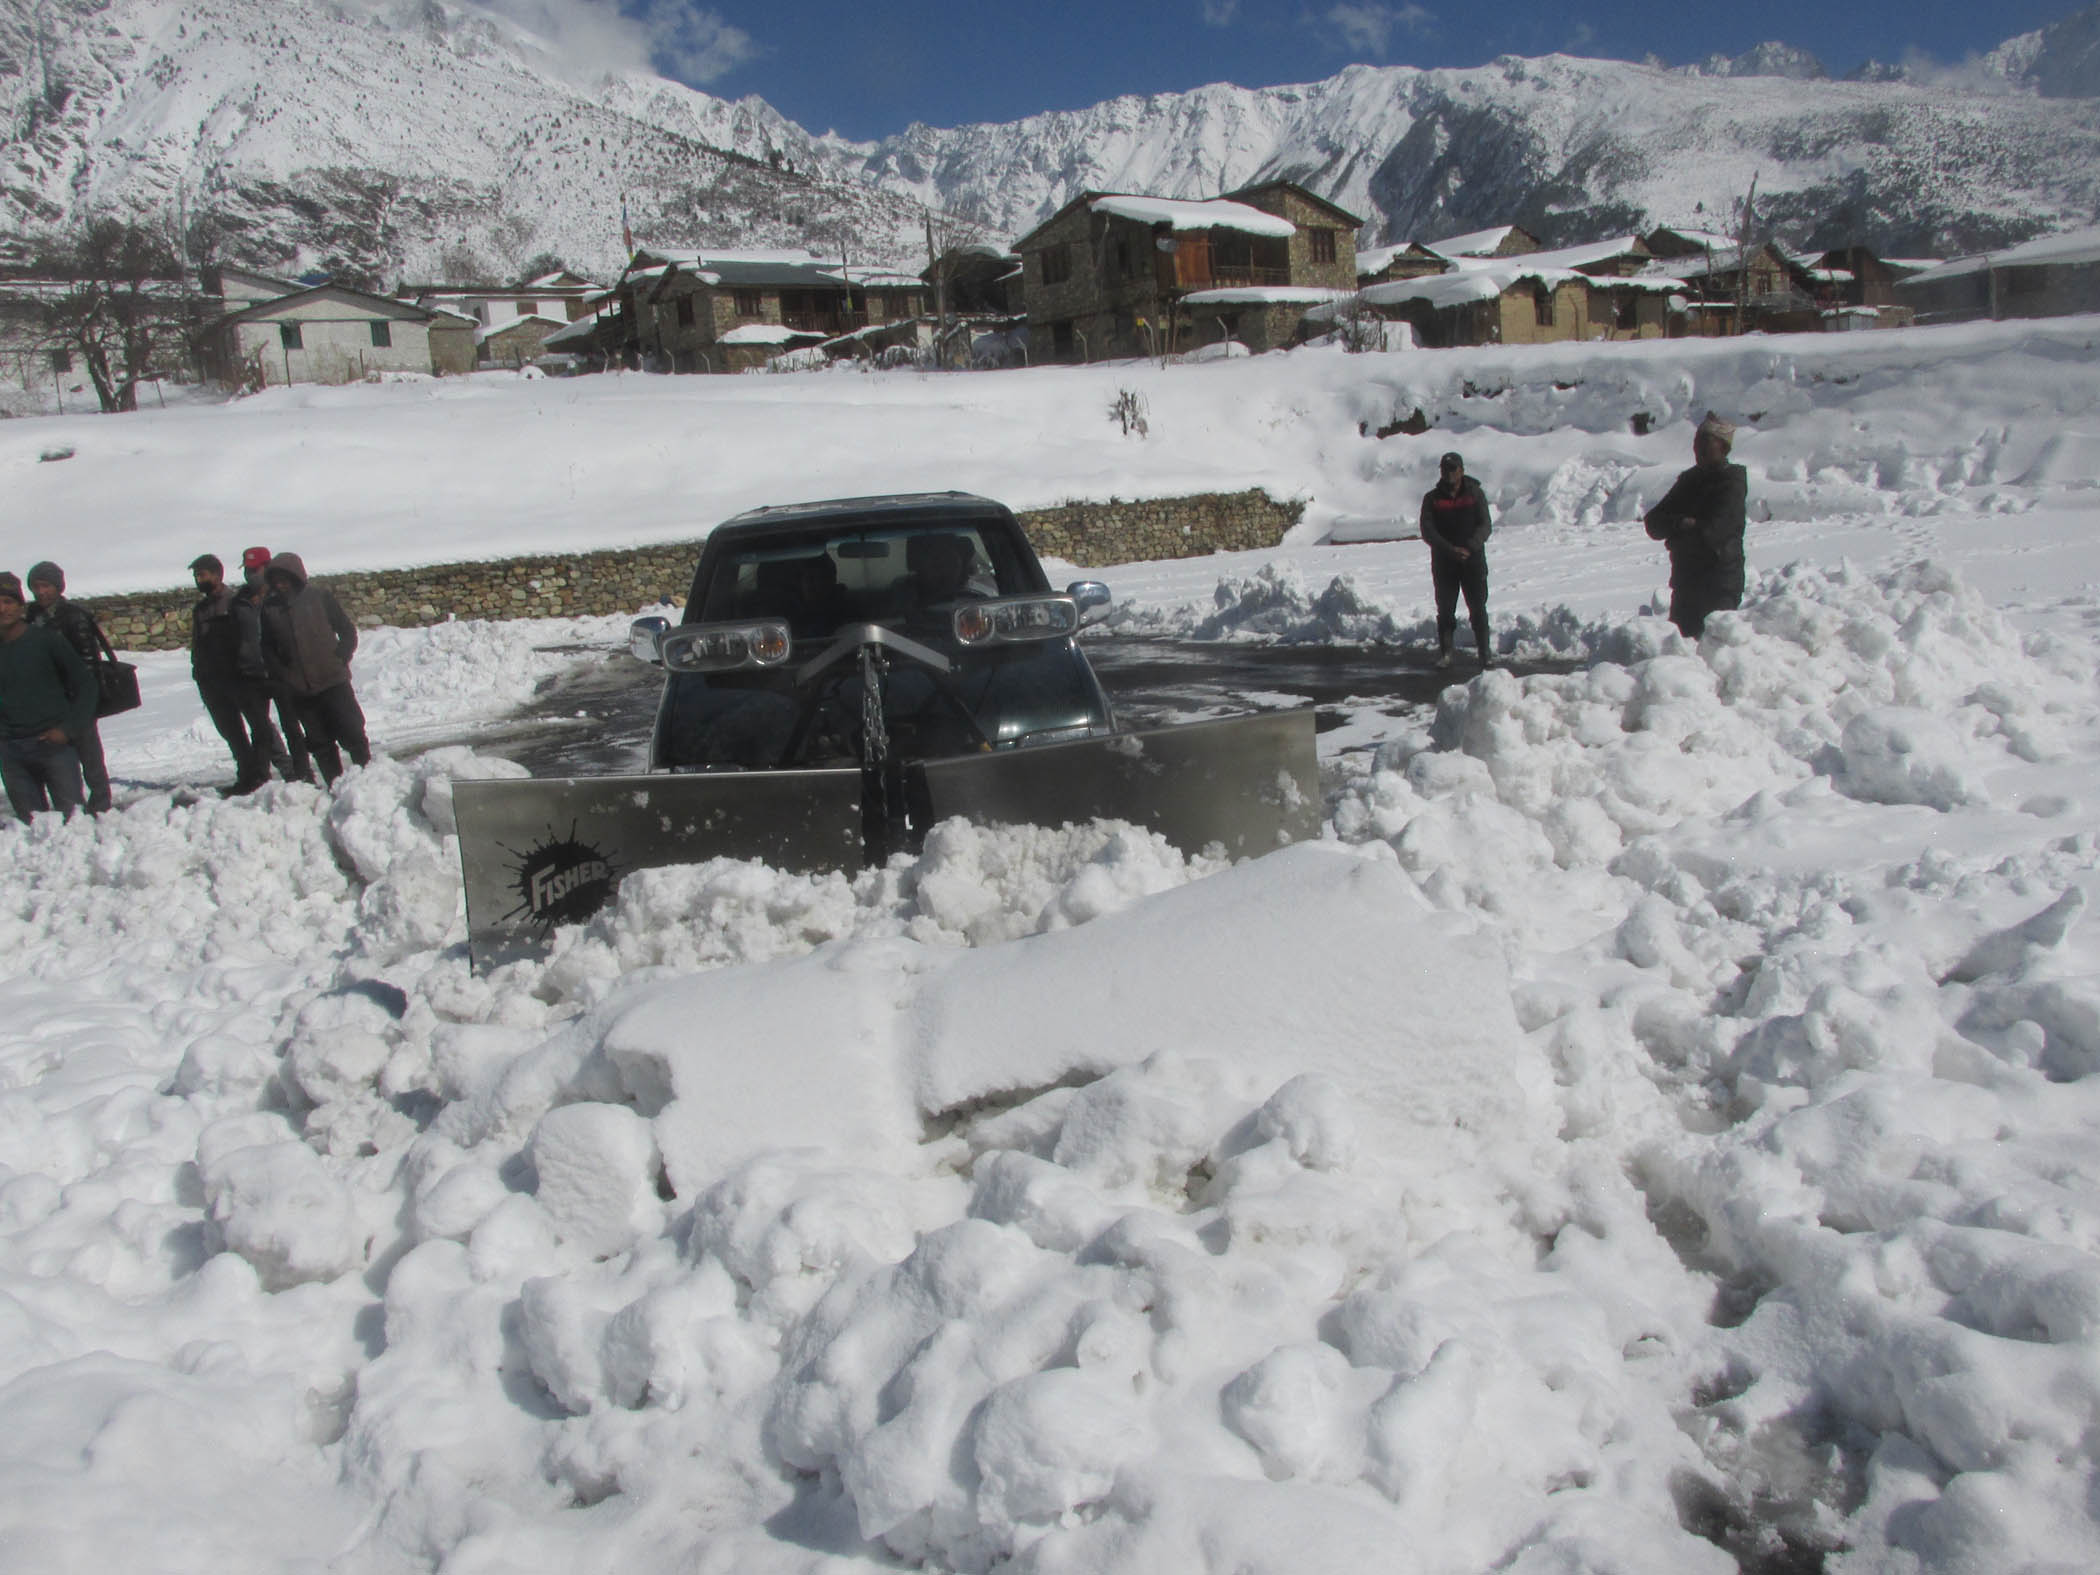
[696,523,1041,638]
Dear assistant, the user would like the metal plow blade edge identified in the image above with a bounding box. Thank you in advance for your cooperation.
[454,708,1320,972]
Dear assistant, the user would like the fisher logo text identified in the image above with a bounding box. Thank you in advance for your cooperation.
[503,824,620,933]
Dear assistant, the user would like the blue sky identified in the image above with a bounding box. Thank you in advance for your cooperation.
[560,1,2082,140]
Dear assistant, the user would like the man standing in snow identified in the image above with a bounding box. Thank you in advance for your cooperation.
[234,547,306,784]
[1419,451,1494,671]
[190,553,271,795]
[24,562,114,813]
[0,571,96,821]
[1644,412,1749,638]
[259,553,370,784]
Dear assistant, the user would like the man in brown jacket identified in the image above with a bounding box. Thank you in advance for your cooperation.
[259,553,371,783]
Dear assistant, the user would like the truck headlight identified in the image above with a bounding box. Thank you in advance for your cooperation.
[661,620,792,672]
[953,595,1080,645]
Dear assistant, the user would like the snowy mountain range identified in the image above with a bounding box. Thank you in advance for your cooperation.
[5,0,2099,284]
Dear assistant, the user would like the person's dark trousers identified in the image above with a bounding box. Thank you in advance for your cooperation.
[197,677,267,786]
[0,734,87,820]
[294,682,371,784]
[72,717,112,813]
[233,681,294,781]
[1668,572,1744,639]
[1431,551,1492,658]
[265,683,312,781]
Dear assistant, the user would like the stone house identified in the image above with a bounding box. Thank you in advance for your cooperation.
[197,281,457,388]
[614,248,927,373]
[399,270,602,331]
[476,312,569,367]
[1360,236,1674,347]
[1894,225,2100,325]
[1633,241,1812,334]
[1016,181,1362,362]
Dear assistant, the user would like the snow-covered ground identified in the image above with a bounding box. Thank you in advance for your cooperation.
[3,320,2100,1573]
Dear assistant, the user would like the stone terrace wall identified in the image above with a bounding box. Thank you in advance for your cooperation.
[81,489,1302,651]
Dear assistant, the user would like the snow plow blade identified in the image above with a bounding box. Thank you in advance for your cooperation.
[455,768,864,971]
[917,709,1320,860]
[454,709,1319,972]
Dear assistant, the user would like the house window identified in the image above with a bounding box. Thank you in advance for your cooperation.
[676,296,695,327]
[1533,284,1556,327]
[49,349,71,373]
[1039,245,1070,286]
[1308,228,1336,265]
[370,321,392,348]
[890,290,915,317]
[734,290,762,317]
[280,322,304,350]
[1615,294,1638,331]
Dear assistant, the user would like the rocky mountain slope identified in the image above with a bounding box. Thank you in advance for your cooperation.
[5,0,2098,283]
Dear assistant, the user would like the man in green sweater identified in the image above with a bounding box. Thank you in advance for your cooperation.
[0,571,97,820]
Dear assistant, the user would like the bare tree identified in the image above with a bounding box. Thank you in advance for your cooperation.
[33,218,199,412]
[1733,172,1761,335]
[922,206,994,368]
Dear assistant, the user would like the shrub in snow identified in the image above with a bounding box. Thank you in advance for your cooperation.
[1833,706,1990,809]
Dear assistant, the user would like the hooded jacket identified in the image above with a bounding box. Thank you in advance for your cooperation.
[258,553,358,697]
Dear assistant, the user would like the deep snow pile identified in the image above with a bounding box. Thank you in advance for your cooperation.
[4,556,2099,1572]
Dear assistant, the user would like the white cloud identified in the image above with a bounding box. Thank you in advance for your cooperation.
[630,0,759,84]
[428,0,757,86]
[1323,3,1433,57]
[1202,0,1241,23]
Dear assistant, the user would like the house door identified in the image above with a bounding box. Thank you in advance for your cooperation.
[1173,235,1213,290]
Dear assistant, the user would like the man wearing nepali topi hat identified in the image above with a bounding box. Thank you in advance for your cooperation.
[1643,411,1749,638]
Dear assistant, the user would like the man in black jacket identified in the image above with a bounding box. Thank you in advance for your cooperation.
[1644,412,1749,637]
[24,561,113,813]
[0,571,96,820]
[1419,451,1494,670]
[191,553,271,795]
[234,546,305,783]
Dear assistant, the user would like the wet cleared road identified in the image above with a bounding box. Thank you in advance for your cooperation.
[450,637,1585,778]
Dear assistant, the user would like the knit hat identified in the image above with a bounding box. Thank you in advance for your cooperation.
[0,572,22,603]
[25,561,63,592]
[1439,451,1465,471]
[241,546,272,572]
[1695,411,1736,451]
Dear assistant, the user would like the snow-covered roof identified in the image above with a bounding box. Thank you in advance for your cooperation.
[1895,228,2100,291]
[541,312,601,347]
[717,323,827,346]
[1498,236,1647,273]
[1182,287,1353,307]
[1087,195,1296,239]
[1990,223,2100,269]
[1422,225,1524,258]
[635,246,826,268]
[1362,255,1683,311]
[474,313,568,344]
[1649,227,1738,252]
[1354,243,1408,276]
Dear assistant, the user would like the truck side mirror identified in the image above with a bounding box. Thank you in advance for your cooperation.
[1066,581,1112,626]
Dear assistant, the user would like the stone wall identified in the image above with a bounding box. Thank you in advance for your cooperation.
[80,489,1303,651]
[1020,489,1302,566]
